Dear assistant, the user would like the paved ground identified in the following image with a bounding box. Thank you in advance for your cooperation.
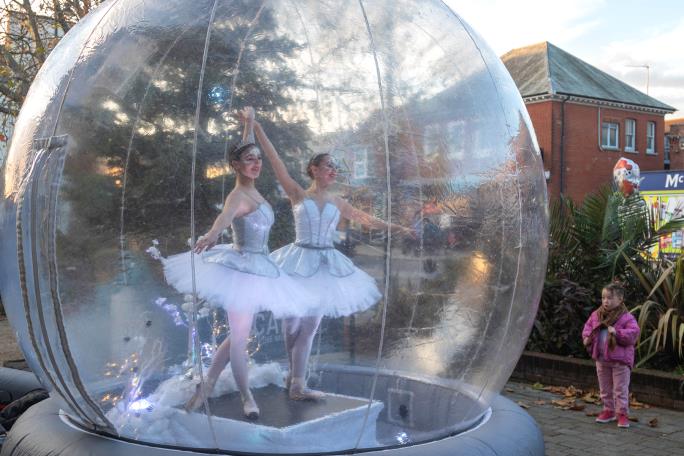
[1,317,683,455]
[502,381,684,456]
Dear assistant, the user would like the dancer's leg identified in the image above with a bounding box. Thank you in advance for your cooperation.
[227,311,259,419]
[289,315,324,400]
[185,325,231,412]
[205,337,231,385]
[282,317,302,388]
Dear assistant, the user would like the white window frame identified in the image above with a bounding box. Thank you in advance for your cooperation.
[601,122,619,149]
[445,120,465,160]
[353,148,368,179]
[646,121,656,154]
[423,124,442,158]
[624,119,636,152]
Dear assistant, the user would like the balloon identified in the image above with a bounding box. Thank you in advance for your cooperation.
[614,157,642,197]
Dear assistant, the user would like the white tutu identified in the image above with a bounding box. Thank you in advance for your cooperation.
[162,244,316,318]
[271,244,381,317]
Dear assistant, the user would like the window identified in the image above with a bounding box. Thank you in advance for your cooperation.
[353,148,368,179]
[624,119,636,152]
[646,121,656,154]
[665,135,671,154]
[445,120,465,160]
[423,124,442,157]
[665,137,671,167]
[601,122,619,149]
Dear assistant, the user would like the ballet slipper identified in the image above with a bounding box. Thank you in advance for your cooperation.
[289,377,324,401]
[242,391,260,420]
[184,379,215,413]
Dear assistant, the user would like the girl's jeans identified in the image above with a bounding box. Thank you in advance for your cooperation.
[596,360,631,415]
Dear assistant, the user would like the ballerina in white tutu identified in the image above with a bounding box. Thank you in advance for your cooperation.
[250,107,407,400]
[162,109,314,419]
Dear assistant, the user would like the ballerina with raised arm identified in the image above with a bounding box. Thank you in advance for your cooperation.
[250,107,406,400]
[162,109,314,419]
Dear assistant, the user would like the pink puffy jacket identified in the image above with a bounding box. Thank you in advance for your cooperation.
[582,310,640,368]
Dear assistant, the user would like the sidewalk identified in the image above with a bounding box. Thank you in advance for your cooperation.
[502,381,684,456]
[1,317,683,454]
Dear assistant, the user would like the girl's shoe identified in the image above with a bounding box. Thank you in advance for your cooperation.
[595,410,616,423]
[289,377,324,401]
[617,413,630,428]
[242,392,260,420]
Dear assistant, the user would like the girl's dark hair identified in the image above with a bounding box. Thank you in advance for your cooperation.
[306,153,330,179]
[228,142,257,165]
[602,281,625,300]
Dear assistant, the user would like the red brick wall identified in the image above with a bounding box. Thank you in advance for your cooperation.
[526,100,666,202]
[525,103,556,195]
[668,123,684,168]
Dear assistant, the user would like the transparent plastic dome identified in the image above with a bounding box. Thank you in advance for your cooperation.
[0,0,548,453]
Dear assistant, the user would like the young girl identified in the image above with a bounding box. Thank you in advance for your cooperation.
[162,111,314,419]
[582,282,640,428]
[249,107,406,400]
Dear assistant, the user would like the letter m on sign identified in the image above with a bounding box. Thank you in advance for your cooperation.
[666,174,680,188]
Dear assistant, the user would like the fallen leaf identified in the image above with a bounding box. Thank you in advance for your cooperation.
[542,385,562,393]
[534,400,546,406]
[569,403,586,411]
[532,382,544,390]
[517,401,530,409]
[581,392,600,404]
[648,418,658,427]
[586,411,599,417]
[505,388,515,393]
[629,394,649,409]
[551,398,577,409]
[628,415,639,423]
[564,385,579,397]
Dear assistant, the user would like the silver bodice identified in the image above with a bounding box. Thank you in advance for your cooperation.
[202,203,280,277]
[293,199,339,248]
[231,202,274,253]
[271,198,355,277]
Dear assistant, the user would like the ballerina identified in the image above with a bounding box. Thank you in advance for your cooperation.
[250,107,407,400]
[162,109,314,419]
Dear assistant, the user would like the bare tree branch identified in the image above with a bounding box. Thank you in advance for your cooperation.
[20,0,47,64]
[0,103,18,116]
[0,80,24,104]
[52,0,71,33]
[0,1,105,140]
[1,48,30,83]
[67,0,84,18]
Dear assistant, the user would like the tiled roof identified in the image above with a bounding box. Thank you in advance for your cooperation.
[501,42,675,112]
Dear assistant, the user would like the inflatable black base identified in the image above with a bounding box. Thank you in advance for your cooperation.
[1,393,543,456]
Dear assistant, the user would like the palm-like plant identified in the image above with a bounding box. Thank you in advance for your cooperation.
[542,185,684,366]
[625,254,684,367]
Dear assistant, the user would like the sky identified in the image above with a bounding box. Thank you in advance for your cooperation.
[445,0,684,119]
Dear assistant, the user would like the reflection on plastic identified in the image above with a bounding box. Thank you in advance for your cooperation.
[0,0,548,453]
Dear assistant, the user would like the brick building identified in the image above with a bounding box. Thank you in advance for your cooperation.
[502,42,677,202]
[665,118,684,164]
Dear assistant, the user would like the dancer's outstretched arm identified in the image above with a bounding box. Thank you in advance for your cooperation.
[194,110,258,253]
[337,197,411,234]
[252,118,305,202]
[194,192,245,253]
[240,107,255,144]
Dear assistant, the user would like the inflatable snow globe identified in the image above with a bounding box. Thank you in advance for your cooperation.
[0,0,547,454]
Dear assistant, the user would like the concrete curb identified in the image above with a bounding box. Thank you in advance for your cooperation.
[512,351,684,410]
